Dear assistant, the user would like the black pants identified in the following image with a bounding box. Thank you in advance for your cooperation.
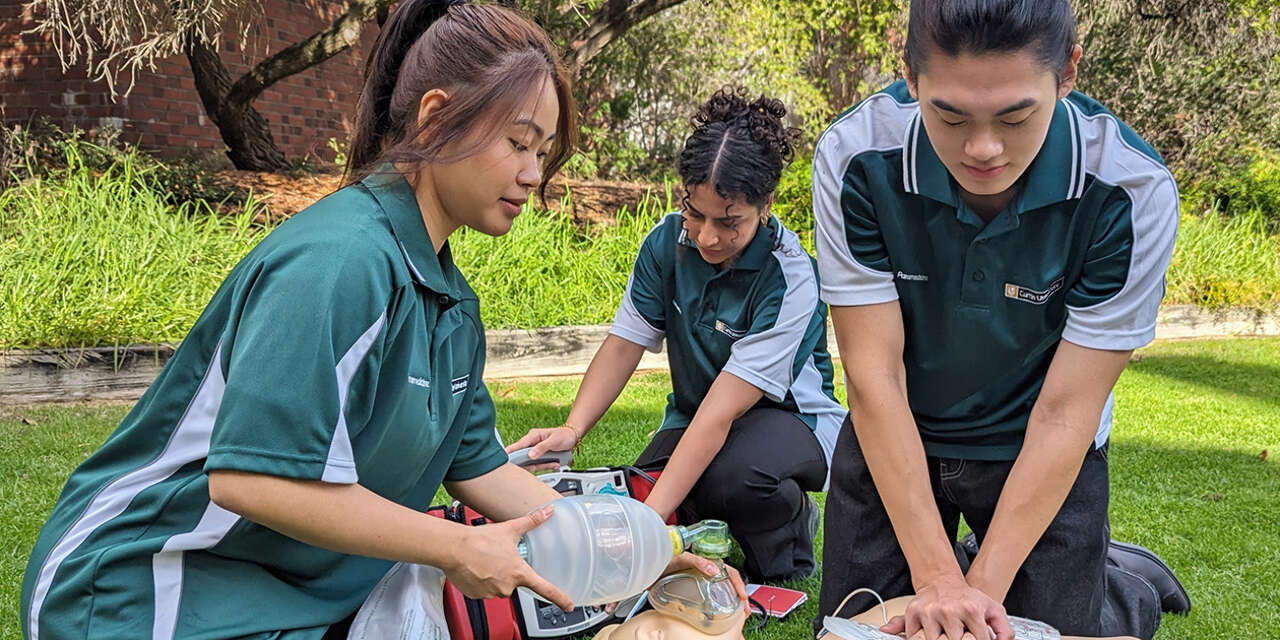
[635,407,828,582]
[817,416,1160,639]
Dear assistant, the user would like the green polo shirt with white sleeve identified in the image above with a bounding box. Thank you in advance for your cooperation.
[610,213,847,470]
[22,170,508,640]
[814,80,1179,460]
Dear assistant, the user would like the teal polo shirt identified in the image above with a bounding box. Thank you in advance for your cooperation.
[813,81,1179,460]
[610,213,847,471]
[22,171,508,640]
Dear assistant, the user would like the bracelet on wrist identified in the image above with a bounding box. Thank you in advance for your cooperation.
[560,423,583,443]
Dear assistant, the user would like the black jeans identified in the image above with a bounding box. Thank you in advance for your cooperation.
[635,407,828,582]
[817,415,1160,639]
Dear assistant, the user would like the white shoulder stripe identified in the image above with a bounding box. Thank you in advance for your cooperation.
[1065,100,1084,200]
[722,236,819,401]
[904,113,922,194]
[27,340,229,640]
[323,311,388,483]
[1064,101,1180,350]
[816,92,917,155]
[610,214,672,352]
[813,94,913,307]
[1070,100,1176,193]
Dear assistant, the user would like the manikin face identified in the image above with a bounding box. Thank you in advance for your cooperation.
[907,45,1080,203]
[425,77,560,237]
[680,183,768,266]
[602,610,746,640]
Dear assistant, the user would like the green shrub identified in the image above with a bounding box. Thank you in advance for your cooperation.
[1167,206,1280,310]
[1184,145,1280,232]
[772,153,815,253]
[145,154,246,207]
[0,119,246,209]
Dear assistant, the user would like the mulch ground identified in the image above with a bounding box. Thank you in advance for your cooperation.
[215,167,665,225]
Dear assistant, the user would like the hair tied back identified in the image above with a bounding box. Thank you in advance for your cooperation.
[365,0,458,143]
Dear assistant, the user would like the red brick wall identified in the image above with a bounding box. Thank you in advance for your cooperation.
[0,0,379,164]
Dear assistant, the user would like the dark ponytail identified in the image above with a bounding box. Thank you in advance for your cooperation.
[678,87,802,208]
[344,0,577,201]
[905,0,1077,78]
[348,0,455,174]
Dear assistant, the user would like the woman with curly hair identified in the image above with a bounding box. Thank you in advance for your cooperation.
[509,89,846,583]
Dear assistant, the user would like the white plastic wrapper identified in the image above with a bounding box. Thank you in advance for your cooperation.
[348,562,450,640]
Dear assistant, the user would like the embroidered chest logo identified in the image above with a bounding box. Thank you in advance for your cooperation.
[451,375,470,395]
[715,320,747,339]
[408,376,430,389]
[1005,277,1065,305]
[896,271,929,282]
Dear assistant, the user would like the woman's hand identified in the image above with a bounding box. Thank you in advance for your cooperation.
[505,425,580,472]
[441,504,575,612]
[662,552,750,608]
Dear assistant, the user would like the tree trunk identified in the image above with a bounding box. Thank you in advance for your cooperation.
[184,34,289,171]
[182,0,392,171]
[565,0,691,72]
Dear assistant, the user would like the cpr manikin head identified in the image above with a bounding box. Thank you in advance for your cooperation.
[595,609,747,640]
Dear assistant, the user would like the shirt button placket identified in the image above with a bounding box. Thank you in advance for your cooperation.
[960,244,992,307]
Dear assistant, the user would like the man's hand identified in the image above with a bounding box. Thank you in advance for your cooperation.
[441,504,574,612]
[880,574,1014,640]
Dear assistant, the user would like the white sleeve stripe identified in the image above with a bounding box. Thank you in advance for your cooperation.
[721,362,787,403]
[608,215,674,353]
[608,324,663,352]
[610,270,665,353]
[723,243,819,401]
[813,95,912,308]
[323,310,387,483]
[1064,107,1180,349]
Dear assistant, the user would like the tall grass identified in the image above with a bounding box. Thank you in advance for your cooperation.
[1166,206,1280,310]
[0,147,271,349]
[453,188,675,328]
[3,147,1280,348]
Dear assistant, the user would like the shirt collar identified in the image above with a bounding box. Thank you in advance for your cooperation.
[901,99,1088,214]
[676,213,780,271]
[360,167,456,294]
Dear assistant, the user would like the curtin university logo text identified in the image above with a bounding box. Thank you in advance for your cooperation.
[1004,277,1064,305]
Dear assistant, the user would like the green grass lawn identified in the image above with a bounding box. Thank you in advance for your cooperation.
[3,338,1278,638]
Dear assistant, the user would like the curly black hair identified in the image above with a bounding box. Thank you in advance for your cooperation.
[678,87,803,208]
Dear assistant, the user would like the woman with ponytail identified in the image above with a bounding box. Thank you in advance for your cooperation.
[22,3,728,639]
[509,88,847,584]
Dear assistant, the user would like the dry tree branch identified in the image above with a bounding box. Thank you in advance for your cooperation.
[24,0,260,95]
